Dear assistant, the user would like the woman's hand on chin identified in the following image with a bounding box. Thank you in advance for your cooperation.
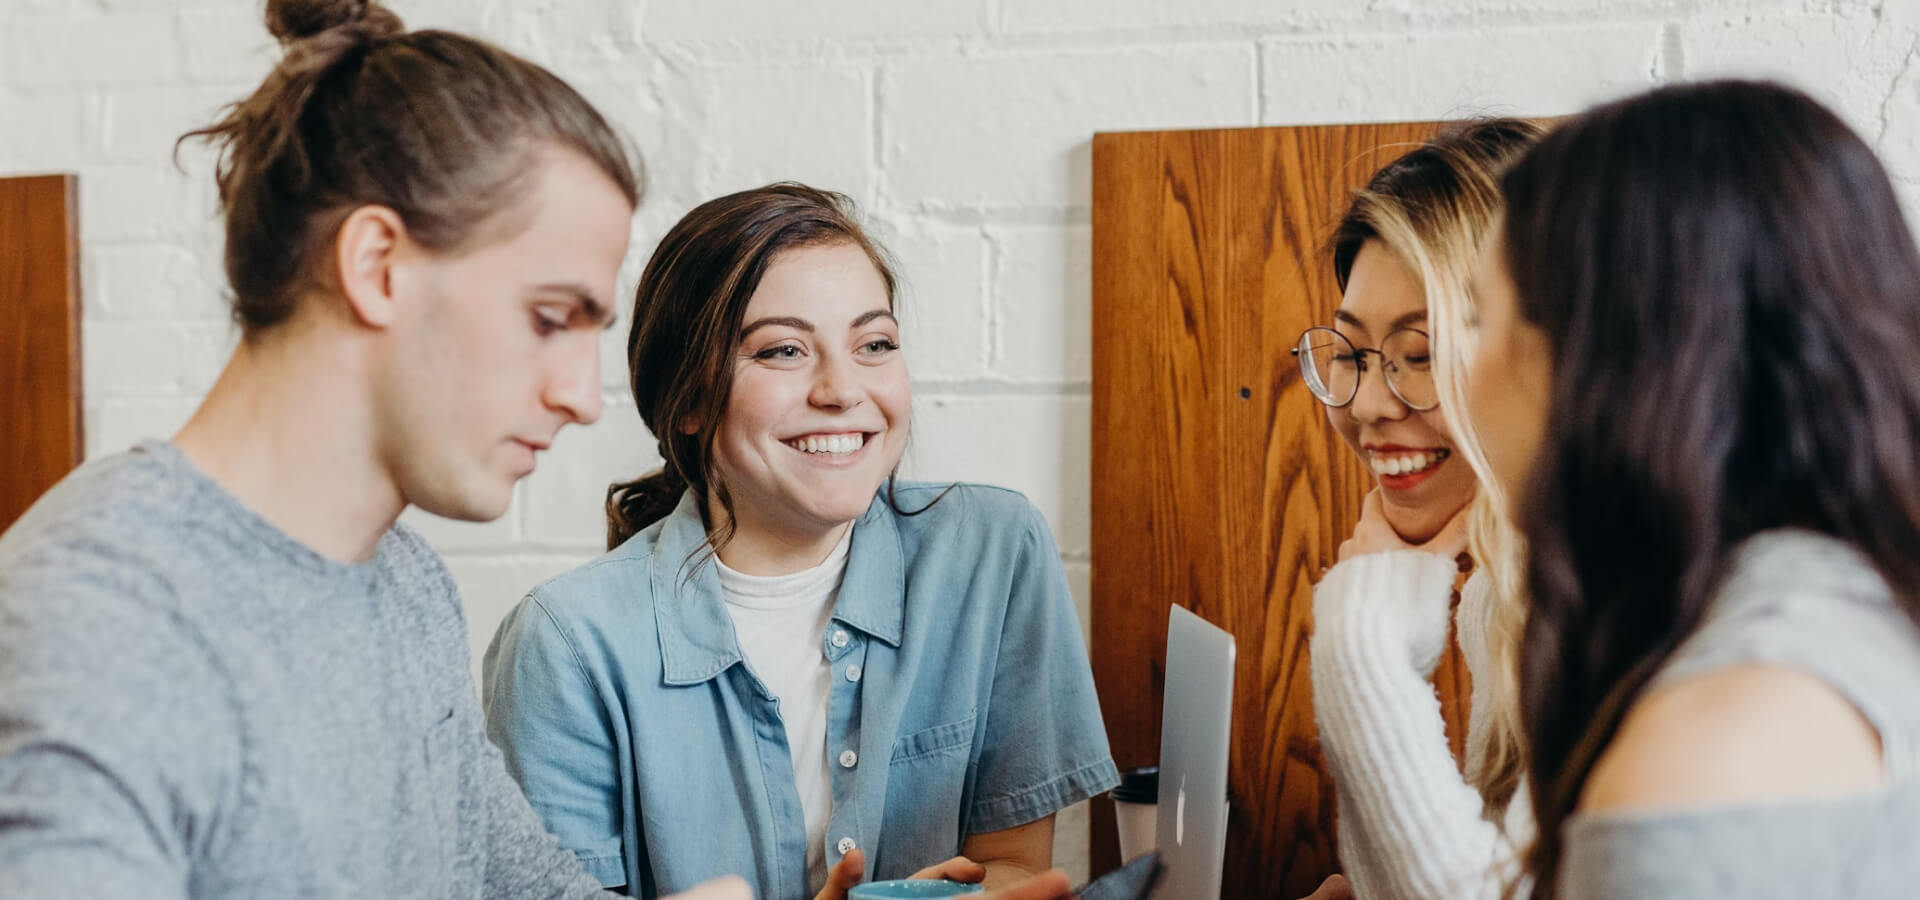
[1338,489,1471,563]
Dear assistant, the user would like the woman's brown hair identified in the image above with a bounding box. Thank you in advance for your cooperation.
[1501,80,1920,895]
[179,0,641,336]
[605,182,909,554]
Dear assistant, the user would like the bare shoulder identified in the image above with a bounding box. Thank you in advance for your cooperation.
[1579,663,1886,815]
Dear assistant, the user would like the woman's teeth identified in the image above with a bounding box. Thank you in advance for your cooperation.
[788,433,866,455]
[1369,448,1449,477]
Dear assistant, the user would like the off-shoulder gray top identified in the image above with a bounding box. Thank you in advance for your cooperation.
[1559,531,1920,899]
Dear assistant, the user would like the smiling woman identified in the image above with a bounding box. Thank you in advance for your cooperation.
[480,183,1118,900]
[1302,119,1544,900]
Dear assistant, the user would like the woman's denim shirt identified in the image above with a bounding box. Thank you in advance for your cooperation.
[481,483,1118,899]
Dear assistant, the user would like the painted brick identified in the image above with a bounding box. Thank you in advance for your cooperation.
[86,397,200,459]
[8,13,181,88]
[77,163,211,243]
[0,93,95,170]
[1261,23,1661,124]
[1065,559,1091,643]
[179,6,277,84]
[644,0,987,43]
[655,59,875,204]
[1680,11,1913,139]
[521,402,663,549]
[880,220,990,381]
[1003,0,1355,33]
[441,553,595,688]
[84,243,226,321]
[485,0,641,67]
[883,48,1256,211]
[990,224,1091,384]
[177,321,237,395]
[82,321,185,398]
[100,85,236,164]
[400,492,523,555]
[900,393,1090,556]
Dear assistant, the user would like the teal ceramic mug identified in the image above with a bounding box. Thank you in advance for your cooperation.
[847,880,987,899]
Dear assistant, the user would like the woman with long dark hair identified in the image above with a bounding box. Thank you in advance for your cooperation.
[1468,80,1920,897]
[482,183,1115,900]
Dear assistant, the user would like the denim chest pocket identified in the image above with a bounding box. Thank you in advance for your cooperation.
[882,714,977,868]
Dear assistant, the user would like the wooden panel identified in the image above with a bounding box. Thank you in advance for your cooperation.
[1090,123,1470,898]
[1,174,83,532]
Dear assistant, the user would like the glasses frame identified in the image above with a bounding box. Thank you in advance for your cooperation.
[1290,325,1439,412]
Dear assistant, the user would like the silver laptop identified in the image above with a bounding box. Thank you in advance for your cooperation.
[1153,604,1236,900]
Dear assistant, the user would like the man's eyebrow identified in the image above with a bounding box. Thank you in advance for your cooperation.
[740,316,814,339]
[534,283,617,329]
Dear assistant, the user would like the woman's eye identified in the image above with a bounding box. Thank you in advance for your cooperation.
[862,339,900,354]
[532,313,566,336]
[755,344,803,360]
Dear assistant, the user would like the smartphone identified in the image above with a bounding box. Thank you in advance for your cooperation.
[1073,851,1164,900]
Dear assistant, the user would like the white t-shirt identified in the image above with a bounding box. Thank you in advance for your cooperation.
[715,528,852,893]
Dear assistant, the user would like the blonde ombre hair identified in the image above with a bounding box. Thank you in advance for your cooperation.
[1329,119,1543,819]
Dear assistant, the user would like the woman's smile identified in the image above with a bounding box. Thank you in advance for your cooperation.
[780,430,878,466]
[1365,443,1453,490]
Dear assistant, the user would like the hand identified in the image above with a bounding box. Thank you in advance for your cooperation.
[813,851,994,900]
[1296,873,1354,900]
[1338,490,1470,563]
[665,876,753,900]
[982,868,1075,899]
[813,849,867,900]
[908,856,988,884]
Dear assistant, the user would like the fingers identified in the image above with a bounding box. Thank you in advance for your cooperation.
[910,856,987,884]
[671,875,754,900]
[811,849,865,900]
[984,868,1075,900]
[1298,873,1354,900]
[1425,501,1474,558]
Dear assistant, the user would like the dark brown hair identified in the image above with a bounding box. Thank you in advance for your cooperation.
[605,182,911,554]
[1500,80,1920,895]
[180,0,641,336]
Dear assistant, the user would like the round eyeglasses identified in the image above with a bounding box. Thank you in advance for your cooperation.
[1290,326,1438,411]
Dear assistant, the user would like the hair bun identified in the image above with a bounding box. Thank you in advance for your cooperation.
[266,0,403,45]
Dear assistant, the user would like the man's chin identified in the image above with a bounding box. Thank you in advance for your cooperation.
[410,480,514,525]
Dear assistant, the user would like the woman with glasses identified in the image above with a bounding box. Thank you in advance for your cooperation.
[1297,119,1542,900]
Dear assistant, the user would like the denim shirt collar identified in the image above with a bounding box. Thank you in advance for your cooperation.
[653,488,906,686]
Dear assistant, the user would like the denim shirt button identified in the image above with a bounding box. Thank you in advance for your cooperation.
[839,749,858,768]
[831,629,850,648]
[845,664,862,683]
[837,836,857,855]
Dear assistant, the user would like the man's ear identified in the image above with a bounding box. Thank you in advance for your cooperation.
[333,205,409,329]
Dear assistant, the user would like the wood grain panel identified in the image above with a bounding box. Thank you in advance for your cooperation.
[1090,123,1471,898]
[1,174,83,532]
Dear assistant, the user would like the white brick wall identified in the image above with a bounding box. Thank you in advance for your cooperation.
[8,0,1920,883]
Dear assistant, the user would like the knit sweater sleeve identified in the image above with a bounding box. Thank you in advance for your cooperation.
[1311,552,1516,900]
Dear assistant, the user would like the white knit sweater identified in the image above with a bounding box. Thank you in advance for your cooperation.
[1311,551,1533,899]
